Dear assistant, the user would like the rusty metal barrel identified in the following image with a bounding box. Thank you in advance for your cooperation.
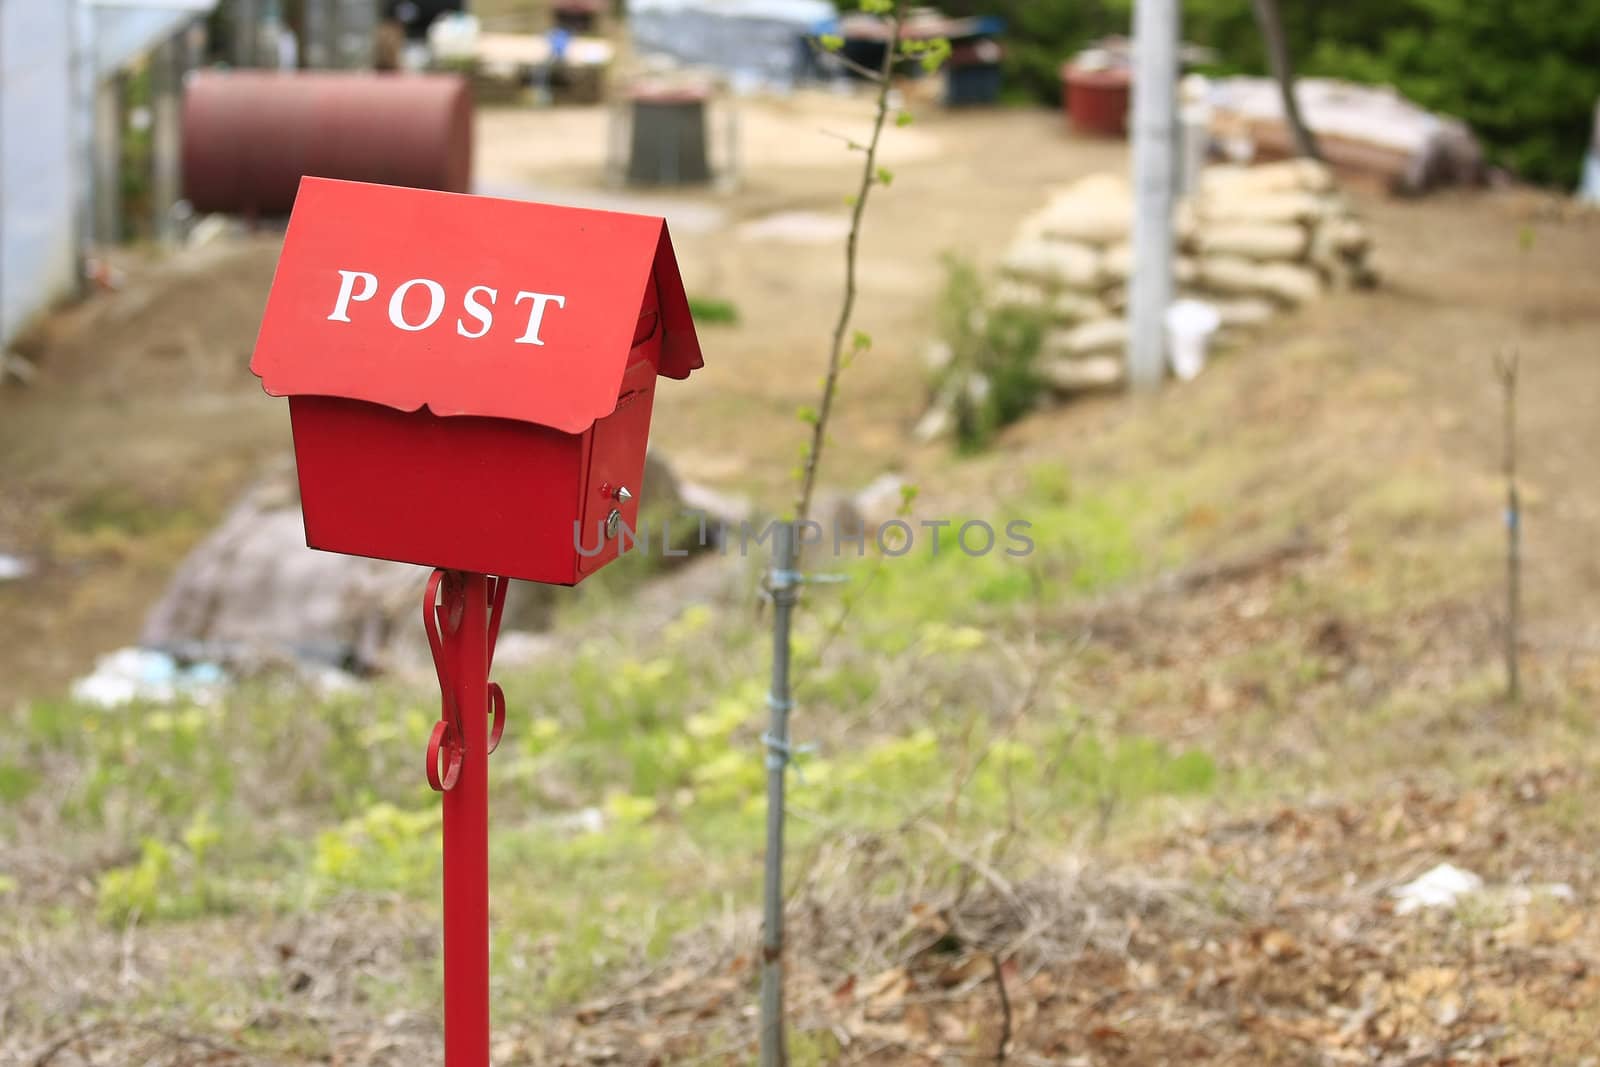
[182,71,473,216]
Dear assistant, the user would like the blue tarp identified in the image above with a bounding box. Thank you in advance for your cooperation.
[627,0,837,89]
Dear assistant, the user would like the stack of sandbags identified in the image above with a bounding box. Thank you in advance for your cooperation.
[992,160,1375,393]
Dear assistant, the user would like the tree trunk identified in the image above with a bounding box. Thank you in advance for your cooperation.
[1252,0,1321,160]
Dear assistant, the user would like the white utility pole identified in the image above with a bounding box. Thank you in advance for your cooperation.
[1126,0,1179,390]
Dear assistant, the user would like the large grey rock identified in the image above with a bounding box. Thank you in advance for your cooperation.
[141,449,735,673]
[140,468,426,673]
[497,450,694,630]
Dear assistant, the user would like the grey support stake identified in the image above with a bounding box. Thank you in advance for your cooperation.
[760,521,798,1067]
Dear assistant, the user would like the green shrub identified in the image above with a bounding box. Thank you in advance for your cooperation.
[310,803,441,896]
[931,256,1049,452]
[1299,3,1600,186]
[96,811,231,925]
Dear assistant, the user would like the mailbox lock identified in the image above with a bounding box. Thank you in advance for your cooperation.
[602,487,630,538]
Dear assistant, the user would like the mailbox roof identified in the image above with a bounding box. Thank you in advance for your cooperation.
[251,178,704,434]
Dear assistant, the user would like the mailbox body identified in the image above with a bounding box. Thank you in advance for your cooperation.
[252,178,703,585]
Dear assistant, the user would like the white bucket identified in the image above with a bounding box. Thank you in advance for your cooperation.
[1164,298,1221,381]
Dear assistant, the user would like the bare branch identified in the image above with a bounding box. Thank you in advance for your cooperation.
[817,128,870,153]
[807,40,889,85]
[793,5,904,526]
[990,951,1013,1062]
[1252,0,1321,160]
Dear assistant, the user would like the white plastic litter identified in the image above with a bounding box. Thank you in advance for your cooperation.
[1164,299,1221,381]
[1506,882,1577,906]
[1392,863,1484,914]
[71,647,227,709]
[1581,98,1600,203]
[427,13,480,62]
[0,553,31,581]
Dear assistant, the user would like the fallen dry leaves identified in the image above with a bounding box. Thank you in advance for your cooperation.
[508,765,1599,1065]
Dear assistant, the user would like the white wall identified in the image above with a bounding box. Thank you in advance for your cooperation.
[1,0,80,346]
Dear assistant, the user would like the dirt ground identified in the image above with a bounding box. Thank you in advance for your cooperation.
[471,94,1127,494]
[0,96,1123,701]
[2,89,1599,1065]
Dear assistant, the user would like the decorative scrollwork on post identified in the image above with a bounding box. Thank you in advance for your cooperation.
[485,575,508,754]
[423,570,512,791]
[424,569,465,792]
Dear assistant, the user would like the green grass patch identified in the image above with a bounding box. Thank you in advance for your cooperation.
[61,483,198,537]
[688,296,740,326]
[5,451,1233,1021]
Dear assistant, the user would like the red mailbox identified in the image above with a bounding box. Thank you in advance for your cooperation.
[251,177,705,1067]
[252,176,704,585]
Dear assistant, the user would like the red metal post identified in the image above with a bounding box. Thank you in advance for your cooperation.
[423,570,508,1064]
[439,572,491,1066]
